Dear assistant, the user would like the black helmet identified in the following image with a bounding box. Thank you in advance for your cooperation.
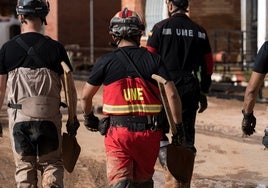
[109,8,145,38]
[16,0,50,23]
[169,0,188,12]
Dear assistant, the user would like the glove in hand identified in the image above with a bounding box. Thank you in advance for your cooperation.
[158,134,169,168]
[66,116,80,136]
[262,127,268,149]
[241,110,256,136]
[198,92,208,113]
[84,112,99,132]
[172,123,185,145]
[98,117,110,135]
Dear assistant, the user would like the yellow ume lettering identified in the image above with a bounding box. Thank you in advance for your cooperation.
[123,88,144,101]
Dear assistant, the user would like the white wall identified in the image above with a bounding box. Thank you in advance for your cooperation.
[257,0,268,50]
[0,17,20,48]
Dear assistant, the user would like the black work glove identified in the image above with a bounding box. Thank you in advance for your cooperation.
[98,117,110,136]
[158,133,169,168]
[0,123,2,137]
[171,123,185,145]
[66,116,80,136]
[198,92,208,113]
[262,127,268,149]
[241,110,256,136]
[84,112,99,132]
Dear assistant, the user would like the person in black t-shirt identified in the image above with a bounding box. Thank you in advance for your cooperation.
[242,41,268,148]
[146,0,214,187]
[0,0,79,187]
[81,8,183,188]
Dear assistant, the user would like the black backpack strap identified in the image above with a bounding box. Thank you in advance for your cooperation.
[15,37,48,67]
[115,48,160,100]
[115,48,145,80]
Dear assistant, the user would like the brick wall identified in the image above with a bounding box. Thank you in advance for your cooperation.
[122,0,146,20]
[45,0,121,60]
[1,0,241,61]
[122,0,241,55]
[189,0,241,54]
[190,0,241,32]
[45,0,58,40]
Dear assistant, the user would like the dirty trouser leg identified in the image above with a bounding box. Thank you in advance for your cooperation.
[9,110,64,188]
[14,155,39,188]
[39,148,64,188]
[105,126,161,188]
[39,117,64,188]
[9,126,38,187]
[109,178,154,188]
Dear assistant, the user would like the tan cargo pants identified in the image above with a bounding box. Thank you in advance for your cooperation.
[8,108,64,188]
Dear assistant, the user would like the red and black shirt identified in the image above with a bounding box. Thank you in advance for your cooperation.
[87,46,171,116]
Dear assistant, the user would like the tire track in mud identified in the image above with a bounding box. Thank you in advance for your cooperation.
[193,125,268,187]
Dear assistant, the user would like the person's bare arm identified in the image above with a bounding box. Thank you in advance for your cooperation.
[80,83,100,115]
[243,71,265,114]
[164,81,182,124]
[0,74,7,110]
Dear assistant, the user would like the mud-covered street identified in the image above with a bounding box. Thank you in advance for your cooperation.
[1,79,268,188]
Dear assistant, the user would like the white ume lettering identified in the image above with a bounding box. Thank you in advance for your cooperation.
[162,28,172,35]
[123,88,144,101]
[162,27,206,39]
[198,31,206,39]
[176,29,194,37]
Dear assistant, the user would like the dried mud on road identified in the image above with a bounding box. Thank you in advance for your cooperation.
[1,80,268,188]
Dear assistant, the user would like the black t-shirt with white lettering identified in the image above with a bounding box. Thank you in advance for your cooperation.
[147,13,212,93]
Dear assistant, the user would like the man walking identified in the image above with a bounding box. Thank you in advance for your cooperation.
[241,40,268,148]
[146,0,214,187]
[0,0,78,187]
[81,8,183,188]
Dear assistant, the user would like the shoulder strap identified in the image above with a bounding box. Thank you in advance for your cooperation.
[115,48,145,80]
[115,48,160,100]
[15,37,48,67]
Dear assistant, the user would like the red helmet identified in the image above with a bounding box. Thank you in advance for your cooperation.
[109,8,145,38]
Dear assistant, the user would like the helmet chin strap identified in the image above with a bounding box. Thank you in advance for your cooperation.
[41,18,47,25]
[115,37,122,46]
[20,15,27,24]
[111,36,141,47]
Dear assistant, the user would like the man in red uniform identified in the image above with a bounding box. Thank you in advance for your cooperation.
[146,0,214,187]
[80,8,183,188]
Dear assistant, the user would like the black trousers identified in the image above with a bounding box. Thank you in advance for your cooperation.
[178,84,200,153]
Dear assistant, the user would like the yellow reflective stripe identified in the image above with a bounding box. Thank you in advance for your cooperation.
[103,104,162,113]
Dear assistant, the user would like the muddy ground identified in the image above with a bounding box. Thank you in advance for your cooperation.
[1,78,268,188]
